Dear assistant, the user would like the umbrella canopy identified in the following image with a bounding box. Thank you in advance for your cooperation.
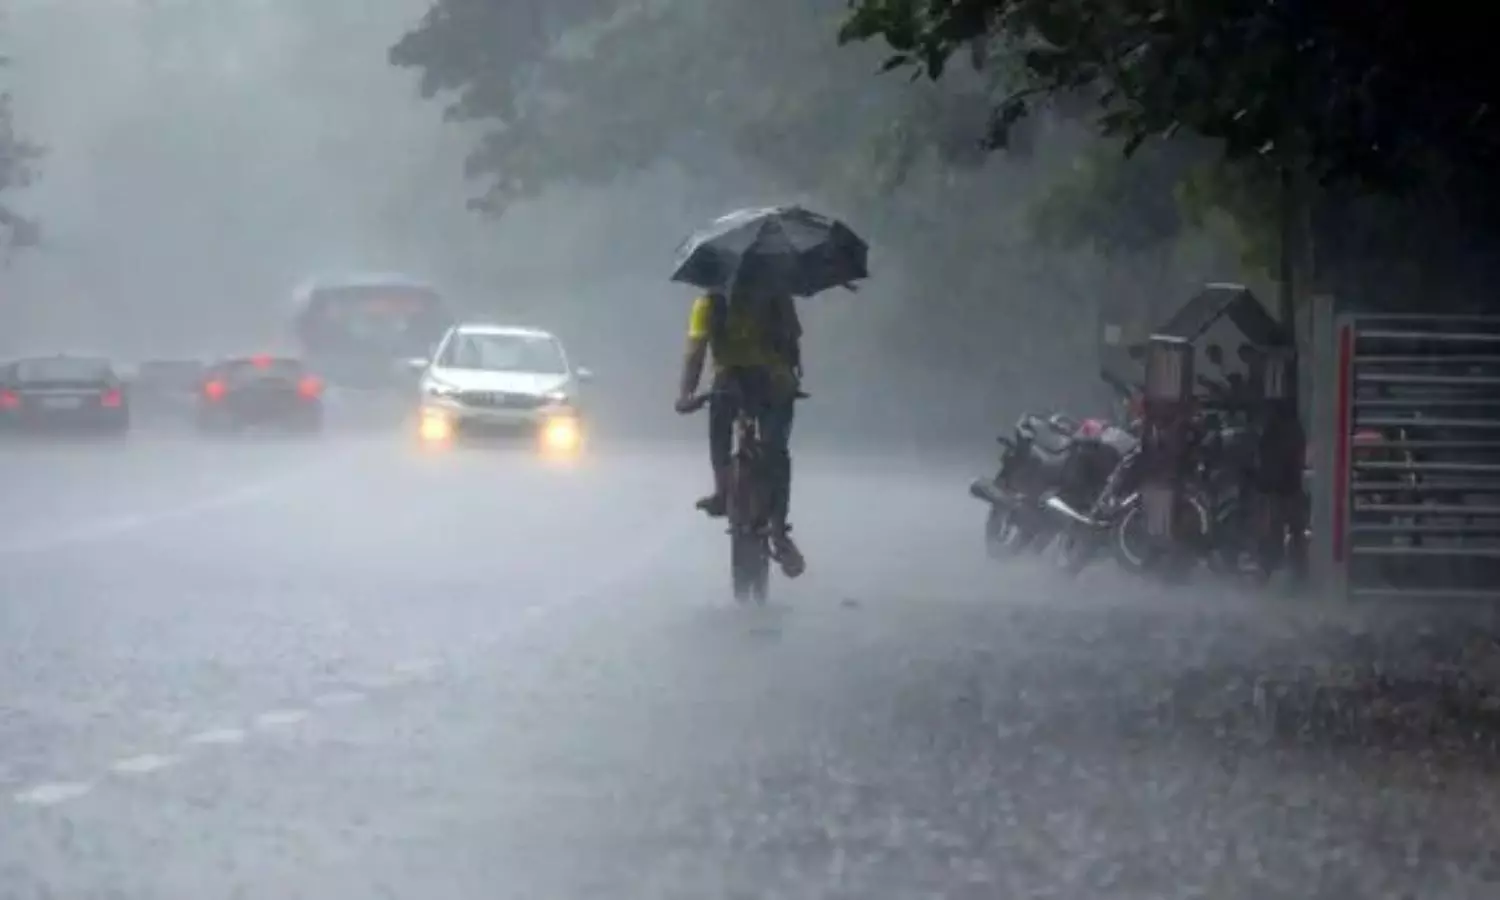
[671,205,868,297]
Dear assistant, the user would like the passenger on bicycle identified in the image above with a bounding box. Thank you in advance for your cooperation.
[674,273,805,577]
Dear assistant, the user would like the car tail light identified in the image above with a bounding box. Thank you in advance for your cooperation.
[251,354,272,369]
[100,388,123,407]
[0,390,18,409]
[203,379,227,401]
[296,375,322,398]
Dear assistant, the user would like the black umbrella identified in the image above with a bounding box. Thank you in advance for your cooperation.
[670,205,868,297]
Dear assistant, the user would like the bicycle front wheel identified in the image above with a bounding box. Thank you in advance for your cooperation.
[728,457,770,603]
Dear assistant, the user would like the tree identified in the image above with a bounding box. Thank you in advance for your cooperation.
[841,0,1500,316]
[388,0,1281,417]
[0,71,41,253]
[389,0,944,215]
[389,0,644,213]
[840,1,1500,193]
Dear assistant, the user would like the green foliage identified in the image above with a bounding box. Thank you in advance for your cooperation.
[1028,139,1197,257]
[391,0,942,215]
[389,0,619,123]
[1027,133,1288,278]
[838,0,1500,304]
[839,0,1500,201]
[0,84,41,252]
[1174,156,1281,270]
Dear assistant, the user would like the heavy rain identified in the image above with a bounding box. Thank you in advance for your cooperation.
[2,1,1499,897]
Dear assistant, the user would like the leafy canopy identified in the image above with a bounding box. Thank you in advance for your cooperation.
[838,0,1500,195]
[390,0,951,215]
[0,84,40,252]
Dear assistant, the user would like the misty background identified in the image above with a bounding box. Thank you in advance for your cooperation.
[0,0,1248,451]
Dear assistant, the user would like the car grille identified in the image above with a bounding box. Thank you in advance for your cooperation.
[456,390,544,410]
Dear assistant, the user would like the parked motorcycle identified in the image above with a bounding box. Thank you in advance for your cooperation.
[969,411,1084,558]
[1041,372,1153,576]
[971,384,1138,562]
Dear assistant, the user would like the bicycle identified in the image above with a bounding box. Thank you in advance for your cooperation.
[680,386,807,603]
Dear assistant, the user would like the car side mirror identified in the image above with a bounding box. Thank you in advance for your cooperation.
[404,357,430,373]
[575,367,594,383]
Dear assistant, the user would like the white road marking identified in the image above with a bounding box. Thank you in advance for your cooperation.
[110,753,180,775]
[254,709,309,729]
[14,782,93,806]
[312,690,366,707]
[185,727,247,746]
[0,474,298,556]
[4,499,692,810]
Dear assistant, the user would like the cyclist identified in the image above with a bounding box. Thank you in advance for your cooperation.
[674,278,805,577]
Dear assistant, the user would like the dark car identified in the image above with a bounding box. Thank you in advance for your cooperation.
[196,355,324,435]
[131,359,206,423]
[0,355,130,436]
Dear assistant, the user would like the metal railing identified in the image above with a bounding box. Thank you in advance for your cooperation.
[1314,314,1500,600]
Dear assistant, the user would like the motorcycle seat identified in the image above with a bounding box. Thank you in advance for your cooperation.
[1028,443,1072,470]
[1031,427,1074,455]
[1098,427,1138,456]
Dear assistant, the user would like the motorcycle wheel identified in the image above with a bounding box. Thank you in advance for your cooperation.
[1111,494,1210,577]
[1110,504,1155,575]
[1048,529,1096,577]
[984,505,1029,559]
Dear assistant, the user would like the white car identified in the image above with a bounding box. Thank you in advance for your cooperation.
[411,323,591,452]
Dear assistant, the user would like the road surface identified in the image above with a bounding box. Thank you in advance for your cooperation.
[2,430,1499,899]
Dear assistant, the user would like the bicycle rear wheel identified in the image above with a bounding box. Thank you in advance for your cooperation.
[728,456,770,603]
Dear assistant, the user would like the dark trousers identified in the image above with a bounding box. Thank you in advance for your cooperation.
[709,367,795,525]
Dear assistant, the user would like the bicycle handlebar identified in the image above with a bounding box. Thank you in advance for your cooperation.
[678,389,810,414]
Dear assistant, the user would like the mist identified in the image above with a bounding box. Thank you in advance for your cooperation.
[0,0,1217,452]
[2,3,1498,897]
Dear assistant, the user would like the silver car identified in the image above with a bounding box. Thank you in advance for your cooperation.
[411,324,591,451]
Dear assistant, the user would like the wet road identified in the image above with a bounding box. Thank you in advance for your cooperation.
[3,432,1500,899]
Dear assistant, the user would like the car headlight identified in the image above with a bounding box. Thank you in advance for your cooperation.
[540,413,582,454]
[418,408,454,443]
[543,390,570,405]
[424,380,461,398]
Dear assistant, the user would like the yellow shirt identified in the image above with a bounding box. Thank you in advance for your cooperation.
[687,294,795,374]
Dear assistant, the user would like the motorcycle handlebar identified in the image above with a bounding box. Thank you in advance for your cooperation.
[1196,374,1230,396]
[1099,368,1139,399]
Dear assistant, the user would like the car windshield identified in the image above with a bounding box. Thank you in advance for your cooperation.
[14,357,112,382]
[219,359,304,384]
[438,332,566,374]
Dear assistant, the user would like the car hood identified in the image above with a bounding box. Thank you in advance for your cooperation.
[426,367,570,395]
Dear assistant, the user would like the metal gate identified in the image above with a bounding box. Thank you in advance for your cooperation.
[1309,312,1500,601]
